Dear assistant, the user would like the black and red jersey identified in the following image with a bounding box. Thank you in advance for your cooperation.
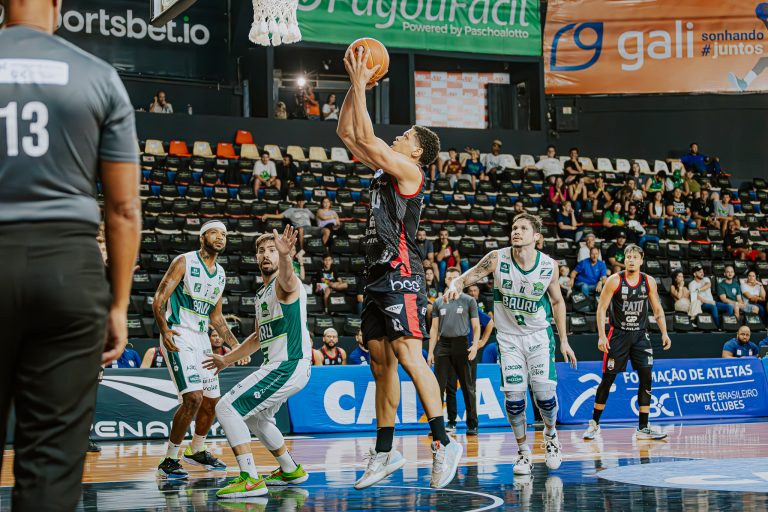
[610,271,650,332]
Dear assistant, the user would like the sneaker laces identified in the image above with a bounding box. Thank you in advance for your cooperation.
[515,452,531,466]
[432,443,446,474]
[362,449,386,473]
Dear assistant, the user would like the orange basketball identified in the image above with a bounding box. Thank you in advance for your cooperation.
[347,37,389,84]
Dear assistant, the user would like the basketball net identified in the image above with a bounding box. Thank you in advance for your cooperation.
[250,0,301,46]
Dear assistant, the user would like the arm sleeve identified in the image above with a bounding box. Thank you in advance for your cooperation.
[99,69,139,163]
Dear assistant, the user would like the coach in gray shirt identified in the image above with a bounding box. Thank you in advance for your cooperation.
[428,267,481,434]
[0,2,141,509]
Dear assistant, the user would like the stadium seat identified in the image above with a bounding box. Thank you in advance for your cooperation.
[654,160,669,173]
[596,158,614,172]
[193,141,214,158]
[169,140,191,157]
[579,157,595,171]
[144,139,167,157]
[309,146,329,162]
[499,154,517,169]
[264,144,283,160]
[518,154,535,167]
[331,147,351,163]
[217,143,238,159]
[286,145,307,162]
[721,315,740,332]
[234,130,254,146]
[615,159,630,172]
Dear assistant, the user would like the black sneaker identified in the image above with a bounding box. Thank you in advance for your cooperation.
[156,457,189,480]
[181,447,227,471]
[446,422,457,433]
[87,439,101,453]
[465,427,478,436]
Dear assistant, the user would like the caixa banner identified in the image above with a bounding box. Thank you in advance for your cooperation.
[545,0,768,94]
[557,358,768,424]
[287,365,533,433]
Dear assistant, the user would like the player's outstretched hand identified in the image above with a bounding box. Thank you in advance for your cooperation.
[560,340,577,369]
[273,225,298,257]
[102,306,128,365]
[161,329,181,353]
[203,354,229,375]
[661,334,672,351]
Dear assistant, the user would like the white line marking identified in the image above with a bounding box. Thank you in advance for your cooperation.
[382,486,505,512]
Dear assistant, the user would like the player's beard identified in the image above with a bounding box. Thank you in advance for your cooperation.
[260,262,277,276]
[203,238,223,255]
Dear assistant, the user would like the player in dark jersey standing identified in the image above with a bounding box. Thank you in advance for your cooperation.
[583,245,671,441]
[337,46,462,490]
[0,1,141,510]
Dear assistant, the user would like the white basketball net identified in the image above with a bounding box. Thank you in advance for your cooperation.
[250,0,301,46]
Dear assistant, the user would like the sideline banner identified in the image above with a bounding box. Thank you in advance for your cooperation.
[298,0,541,56]
[557,358,768,424]
[544,0,768,94]
[90,368,290,441]
[287,364,533,433]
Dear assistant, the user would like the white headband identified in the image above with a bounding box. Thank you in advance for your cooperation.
[324,328,338,336]
[200,221,227,237]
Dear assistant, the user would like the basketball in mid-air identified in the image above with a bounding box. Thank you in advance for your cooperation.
[347,37,389,84]
[757,2,768,20]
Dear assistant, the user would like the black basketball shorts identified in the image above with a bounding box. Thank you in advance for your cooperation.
[361,270,428,343]
[603,327,653,375]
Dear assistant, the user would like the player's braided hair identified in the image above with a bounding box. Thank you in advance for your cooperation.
[412,125,440,166]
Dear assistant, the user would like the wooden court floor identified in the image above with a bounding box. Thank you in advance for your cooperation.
[3,421,768,510]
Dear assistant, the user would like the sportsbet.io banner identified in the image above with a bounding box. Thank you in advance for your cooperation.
[298,0,541,56]
[557,358,768,424]
[545,0,768,94]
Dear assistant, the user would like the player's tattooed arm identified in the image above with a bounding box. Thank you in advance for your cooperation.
[152,256,186,335]
[210,300,239,349]
[449,250,498,294]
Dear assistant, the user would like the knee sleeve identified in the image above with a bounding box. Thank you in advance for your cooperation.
[503,391,528,439]
[246,413,285,452]
[215,399,252,449]
[533,390,558,425]
[637,366,653,408]
[594,373,617,405]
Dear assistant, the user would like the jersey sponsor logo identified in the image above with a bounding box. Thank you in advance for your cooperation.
[501,294,539,314]
[194,283,202,292]
[531,363,545,377]
[260,303,269,317]
[505,364,523,371]
[505,374,523,384]
[539,267,553,278]
[533,282,545,294]
[500,262,510,273]
[385,304,404,315]
[502,279,513,290]
[213,287,220,296]
[390,279,421,292]
[0,59,69,85]
[191,267,201,277]
[192,299,212,316]
[188,374,201,384]
[259,323,274,341]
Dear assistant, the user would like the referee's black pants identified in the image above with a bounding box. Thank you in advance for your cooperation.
[0,222,110,512]
[434,337,478,429]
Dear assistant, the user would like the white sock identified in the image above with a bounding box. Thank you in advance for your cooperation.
[745,70,757,84]
[165,442,181,460]
[276,451,298,473]
[518,443,531,454]
[544,426,557,438]
[190,434,206,454]
[236,453,258,478]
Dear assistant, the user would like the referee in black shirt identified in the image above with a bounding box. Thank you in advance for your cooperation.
[0,2,141,510]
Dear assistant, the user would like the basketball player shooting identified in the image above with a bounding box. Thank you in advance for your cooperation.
[336,46,463,490]
[583,244,672,441]
[444,213,577,475]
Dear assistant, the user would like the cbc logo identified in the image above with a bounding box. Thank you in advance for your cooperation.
[390,279,422,292]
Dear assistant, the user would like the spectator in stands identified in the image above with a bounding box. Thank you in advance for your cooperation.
[719,265,760,321]
[726,221,767,261]
[570,246,607,296]
[303,85,321,120]
[557,200,583,242]
[481,139,504,187]
[436,228,467,283]
[442,148,463,187]
[313,328,347,365]
[347,329,370,365]
[274,101,288,120]
[277,154,298,200]
[149,90,173,114]
[261,198,314,250]
[644,170,673,196]
[681,142,720,175]
[559,265,572,298]
[466,285,495,375]
[253,151,281,195]
[602,201,625,240]
[605,231,628,273]
[209,329,232,358]
[682,169,701,196]
[670,270,693,316]
[625,203,655,247]
[322,93,338,121]
[691,188,718,230]
[568,175,588,213]
[722,326,758,358]
[428,157,442,185]
[141,344,166,369]
[742,270,767,322]
[425,267,441,323]
[713,192,739,237]
[588,175,612,213]
[547,175,568,209]
[564,147,593,184]
[464,149,486,190]
[525,144,562,184]
[577,232,601,262]
[689,264,732,329]
[628,161,645,190]
[291,245,306,284]
[416,228,439,279]
[647,190,667,234]
[107,344,142,368]
[317,197,342,246]
[665,187,696,237]
[512,200,525,216]
[314,254,348,311]
[616,178,645,213]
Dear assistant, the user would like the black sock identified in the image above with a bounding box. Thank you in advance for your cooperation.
[428,417,451,446]
[592,407,604,424]
[639,412,649,430]
[375,427,395,453]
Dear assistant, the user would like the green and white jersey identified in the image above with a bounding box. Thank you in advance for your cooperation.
[255,275,313,364]
[493,248,555,336]
[166,251,226,333]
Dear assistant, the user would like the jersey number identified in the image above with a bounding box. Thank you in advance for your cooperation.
[0,101,49,157]
[198,320,206,333]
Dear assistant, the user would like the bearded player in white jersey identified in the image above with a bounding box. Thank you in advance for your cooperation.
[444,213,577,475]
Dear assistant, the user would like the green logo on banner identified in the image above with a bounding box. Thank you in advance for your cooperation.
[297,1,541,57]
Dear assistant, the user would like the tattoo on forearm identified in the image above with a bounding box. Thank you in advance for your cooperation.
[456,252,497,289]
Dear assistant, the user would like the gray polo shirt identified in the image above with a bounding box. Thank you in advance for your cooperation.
[0,26,138,227]
[283,207,315,228]
[434,293,478,339]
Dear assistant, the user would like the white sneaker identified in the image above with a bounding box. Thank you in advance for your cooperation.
[430,440,463,488]
[583,420,601,440]
[543,433,562,470]
[635,426,668,441]
[513,450,533,475]
[544,476,564,512]
[728,72,747,92]
[353,448,406,490]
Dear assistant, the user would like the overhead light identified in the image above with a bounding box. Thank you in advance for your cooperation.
[322,59,331,71]
[297,76,306,87]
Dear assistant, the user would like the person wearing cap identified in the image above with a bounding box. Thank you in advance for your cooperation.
[481,139,505,188]
[722,326,759,358]
[313,328,347,365]
[606,231,628,274]
[152,219,242,479]
[524,145,563,184]
[689,265,733,329]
